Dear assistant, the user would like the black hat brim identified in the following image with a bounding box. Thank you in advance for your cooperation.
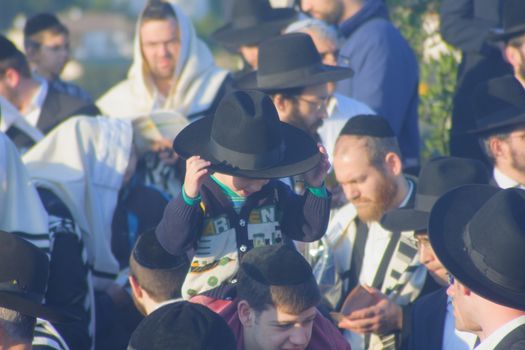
[173,116,321,179]
[428,185,525,310]
[381,208,428,233]
[468,111,525,134]
[236,64,353,91]
[0,291,78,323]
[488,24,525,42]
[212,8,296,47]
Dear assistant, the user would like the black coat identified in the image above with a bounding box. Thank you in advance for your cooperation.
[406,288,448,350]
[7,84,100,150]
[440,0,512,161]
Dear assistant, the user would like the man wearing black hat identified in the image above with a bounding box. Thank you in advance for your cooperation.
[212,0,297,73]
[129,229,189,316]
[23,13,92,102]
[428,186,525,349]
[236,33,353,142]
[0,230,73,348]
[470,75,525,189]
[0,35,99,151]
[219,244,350,350]
[381,157,489,350]
[325,115,426,350]
[300,0,420,169]
[490,0,525,89]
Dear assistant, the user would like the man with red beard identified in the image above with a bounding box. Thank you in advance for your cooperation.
[325,115,434,350]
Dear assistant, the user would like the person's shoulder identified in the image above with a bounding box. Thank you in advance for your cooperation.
[51,79,93,102]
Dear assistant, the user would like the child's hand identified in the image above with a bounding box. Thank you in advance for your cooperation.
[184,156,211,198]
[303,144,331,188]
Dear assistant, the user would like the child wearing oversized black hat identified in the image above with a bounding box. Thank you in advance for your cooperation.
[156,90,331,300]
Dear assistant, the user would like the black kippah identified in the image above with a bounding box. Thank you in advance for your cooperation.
[240,244,313,286]
[132,230,189,270]
[339,114,395,138]
[128,301,236,350]
[24,13,62,37]
[0,35,20,61]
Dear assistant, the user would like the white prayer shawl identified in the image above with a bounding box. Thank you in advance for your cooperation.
[0,132,49,250]
[0,96,44,144]
[96,3,228,123]
[23,116,132,290]
[325,202,426,350]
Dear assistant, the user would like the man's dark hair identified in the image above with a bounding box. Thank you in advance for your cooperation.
[506,33,525,48]
[129,230,189,303]
[24,13,69,50]
[237,266,321,315]
[236,245,321,315]
[0,36,31,78]
[141,1,178,22]
[0,307,36,344]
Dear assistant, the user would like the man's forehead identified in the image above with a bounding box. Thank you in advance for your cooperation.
[334,136,368,159]
[269,305,317,321]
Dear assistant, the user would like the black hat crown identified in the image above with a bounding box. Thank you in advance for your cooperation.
[212,0,296,47]
[381,157,489,232]
[209,90,284,170]
[465,189,525,294]
[470,75,525,134]
[0,231,49,303]
[415,157,489,211]
[490,0,525,41]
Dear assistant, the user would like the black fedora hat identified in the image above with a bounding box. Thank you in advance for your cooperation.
[381,157,489,232]
[212,0,297,47]
[429,186,525,310]
[0,231,75,322]
[236,33,353,91]
[128,301,236,350]
[173,90,320,178]
[468,75,525,134]
[489,0,525,42]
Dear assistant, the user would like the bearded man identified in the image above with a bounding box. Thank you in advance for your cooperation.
[323,115,435,350]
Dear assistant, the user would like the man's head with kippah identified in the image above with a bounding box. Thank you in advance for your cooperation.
[129,229,189,315]
[236,244,320,350]
[333,114,408,222]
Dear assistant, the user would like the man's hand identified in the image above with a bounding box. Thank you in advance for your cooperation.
[338,286,403,335]
[184,156,211,198]
[303,143,331,188]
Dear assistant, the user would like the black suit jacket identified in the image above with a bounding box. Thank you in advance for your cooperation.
[494,324,525,350]
[7,84,100,150]
[406,288,448,350]
[440,0,512,161]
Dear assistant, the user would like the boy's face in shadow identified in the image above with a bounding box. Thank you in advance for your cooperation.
[214,173,269,197]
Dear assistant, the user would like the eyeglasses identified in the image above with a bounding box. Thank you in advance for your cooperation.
[447,273,456,285]
[295,95,331,112]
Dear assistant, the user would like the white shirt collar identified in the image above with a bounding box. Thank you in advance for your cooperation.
[475,315,525,350]
[23,78,48,127]
[398,177,414,208]
[493,167,525,189]
[152,297,185,313]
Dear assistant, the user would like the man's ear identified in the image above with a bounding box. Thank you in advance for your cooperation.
[3,68,21,88]
[129,275,143,299]
[505,45,520,67]
[237,300,255,327]
[272,93,292,115]
[384,152,403,176]
[489,136,507,161]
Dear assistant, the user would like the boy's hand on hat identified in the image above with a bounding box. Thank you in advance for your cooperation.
[184,156,211,198]
[337,286,402,335]
[303,143,331,188]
